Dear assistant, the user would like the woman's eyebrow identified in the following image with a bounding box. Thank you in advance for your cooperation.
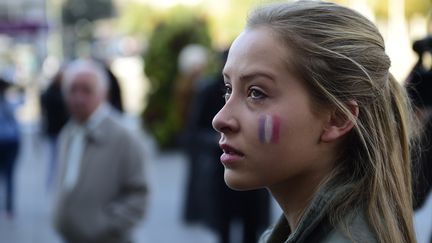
[223,71,275,83]
[239,72,276,86]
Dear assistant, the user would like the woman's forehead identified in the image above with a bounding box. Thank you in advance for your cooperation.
[229,27,282,57]
[223,27,291,78]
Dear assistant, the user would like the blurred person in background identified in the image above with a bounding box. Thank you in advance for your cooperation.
[183,49,270,243]
[40,68,69,190]
[407,35,432,211]
[103,62,124,114]
[41,60,123,191]
[0,76,21,219]
[52,59,148,243]
[406,35,432,243]
[90,42,124,113]
[175,44,209,127]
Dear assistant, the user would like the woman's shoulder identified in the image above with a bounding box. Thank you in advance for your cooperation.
[258,215,290,243]
[259,211,377,243]
[322,212,377,243]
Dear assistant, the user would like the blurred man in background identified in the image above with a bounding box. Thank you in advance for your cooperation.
[52,59,148,243]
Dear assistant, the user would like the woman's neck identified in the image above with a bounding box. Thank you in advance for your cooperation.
[268,167,333,231]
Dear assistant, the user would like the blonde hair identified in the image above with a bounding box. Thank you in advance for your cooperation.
[247,1,415,243]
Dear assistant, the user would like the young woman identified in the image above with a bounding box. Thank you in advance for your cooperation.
[212,1,416,243]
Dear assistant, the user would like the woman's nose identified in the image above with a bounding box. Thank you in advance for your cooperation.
[212,103,239,134]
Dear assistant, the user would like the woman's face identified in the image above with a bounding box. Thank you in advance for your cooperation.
[212,27,334,191]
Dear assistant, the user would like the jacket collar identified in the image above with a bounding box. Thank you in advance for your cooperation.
[66,103,112,144]
[264,180,356,243]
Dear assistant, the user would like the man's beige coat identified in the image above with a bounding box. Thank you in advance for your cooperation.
[53,112,148,243]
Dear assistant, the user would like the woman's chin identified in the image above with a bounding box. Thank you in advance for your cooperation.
[224,170,262,191]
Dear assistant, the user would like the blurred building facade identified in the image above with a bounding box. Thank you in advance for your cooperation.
[0,0,48,82]
[0,0,50,123]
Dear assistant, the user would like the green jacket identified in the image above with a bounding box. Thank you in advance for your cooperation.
[259,183,377,243]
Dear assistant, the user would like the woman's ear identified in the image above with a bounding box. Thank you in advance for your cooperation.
[321,100,359,143]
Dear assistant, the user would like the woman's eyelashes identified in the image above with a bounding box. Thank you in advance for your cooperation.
[248,86,267,100]
[223,84,232,101]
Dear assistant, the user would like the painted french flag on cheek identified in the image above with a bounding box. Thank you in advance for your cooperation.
[259,114,281,144]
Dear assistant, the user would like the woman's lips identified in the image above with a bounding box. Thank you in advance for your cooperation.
[219,144,245,166]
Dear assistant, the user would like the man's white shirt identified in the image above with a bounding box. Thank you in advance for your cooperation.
[62,103,110,191]
[63,125,86,191]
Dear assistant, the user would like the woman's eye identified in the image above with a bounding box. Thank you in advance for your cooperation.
[248,87,266,99]
[223,84,232,100]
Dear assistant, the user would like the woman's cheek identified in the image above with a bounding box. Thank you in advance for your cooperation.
[258,114,281,144]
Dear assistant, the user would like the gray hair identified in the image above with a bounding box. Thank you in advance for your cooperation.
[62,59,110,95]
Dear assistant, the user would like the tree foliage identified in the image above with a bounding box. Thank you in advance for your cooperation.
[116,3,157,37]
[142,6,212,149]
[368,0,431,19]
